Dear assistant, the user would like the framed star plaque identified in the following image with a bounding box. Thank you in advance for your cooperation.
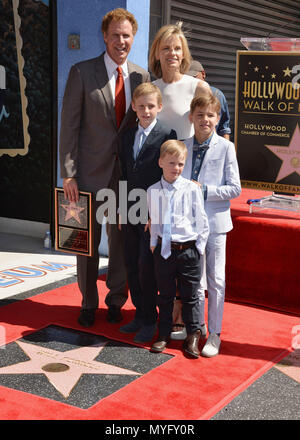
[54,188,93,256]
[235,51,300,194]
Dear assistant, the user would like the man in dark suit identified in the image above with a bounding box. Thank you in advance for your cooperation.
[118,83,177,343]
[59,8,150,328]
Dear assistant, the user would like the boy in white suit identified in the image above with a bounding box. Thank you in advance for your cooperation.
[182,93,241,357]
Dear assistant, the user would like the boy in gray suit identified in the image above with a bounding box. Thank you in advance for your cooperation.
[182,93,241,357]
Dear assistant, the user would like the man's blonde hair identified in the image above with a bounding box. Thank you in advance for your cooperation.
[149,24,191,78]
[160,139,188,159]
[132,83,162,105]
[101,8,138,35]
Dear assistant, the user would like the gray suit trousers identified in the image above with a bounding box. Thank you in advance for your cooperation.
[77,165,127,310]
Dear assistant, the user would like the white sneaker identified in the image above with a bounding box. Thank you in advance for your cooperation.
[201,333,221,357]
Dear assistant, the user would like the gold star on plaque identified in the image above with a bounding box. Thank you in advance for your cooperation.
[265,125,300,182]
[283,67,292,77]
[61,201,85,224]
[271,73,276,79]
[254,66,259,72]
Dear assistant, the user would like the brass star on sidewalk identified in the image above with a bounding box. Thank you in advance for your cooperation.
[265,124,300,182]
[61,201,85,224]
[0,340,140,398]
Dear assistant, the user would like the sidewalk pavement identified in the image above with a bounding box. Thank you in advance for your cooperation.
[0,232,299,420]
[0,231,108,304]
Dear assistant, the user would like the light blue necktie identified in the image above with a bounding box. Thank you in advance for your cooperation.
[161,190,172,259]
[134,131,146,160]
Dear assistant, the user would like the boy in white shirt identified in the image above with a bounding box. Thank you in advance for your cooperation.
[147,140,209,357]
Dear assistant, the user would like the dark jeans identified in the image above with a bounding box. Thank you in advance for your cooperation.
[122,223,158,325]
[153,243,202,336]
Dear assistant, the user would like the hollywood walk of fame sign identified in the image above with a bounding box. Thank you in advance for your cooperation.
[235,51,300,194]
[0,325,171,409]
[55,188,93,256]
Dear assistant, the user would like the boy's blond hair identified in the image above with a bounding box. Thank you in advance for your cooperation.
[190,92,221,115]
[149,23,191,78]
[101,8,138,35]
[132,83,162,106]
[160,139,188,159]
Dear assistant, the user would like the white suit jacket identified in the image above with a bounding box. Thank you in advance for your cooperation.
[182,132,241,234]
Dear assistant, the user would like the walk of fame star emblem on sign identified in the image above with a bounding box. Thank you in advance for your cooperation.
[0,326,171,408]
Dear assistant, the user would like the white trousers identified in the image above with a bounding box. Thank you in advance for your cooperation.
[198,233,227,335]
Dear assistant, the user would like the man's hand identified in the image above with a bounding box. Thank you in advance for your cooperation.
[144,219,151,232]
[63,178,79,202]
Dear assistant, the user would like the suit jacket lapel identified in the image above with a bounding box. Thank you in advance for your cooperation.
[182,137,194,179]
[94,53,116,124]
[136,121,160,158]
[128,126,138,161]
[199,131,218,177]
[119,61,139,131]
[128,62,141,95]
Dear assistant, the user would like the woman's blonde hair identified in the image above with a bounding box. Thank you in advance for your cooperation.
[149,23,191,78]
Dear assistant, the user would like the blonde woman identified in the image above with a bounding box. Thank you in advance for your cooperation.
[149,23,210,140]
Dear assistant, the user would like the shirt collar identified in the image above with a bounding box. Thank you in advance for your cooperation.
[138,119,157,136]
[161,175,183,191]
[104,52,129,78]
[193,132,214,151]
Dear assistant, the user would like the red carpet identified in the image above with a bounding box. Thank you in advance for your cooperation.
[226,188,300,315]
[0,279,299,420]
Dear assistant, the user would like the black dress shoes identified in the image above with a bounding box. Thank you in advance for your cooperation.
[106,305,123,323]
[151,336,169,353]
[78,309,95,328]
[183,330,201,358]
